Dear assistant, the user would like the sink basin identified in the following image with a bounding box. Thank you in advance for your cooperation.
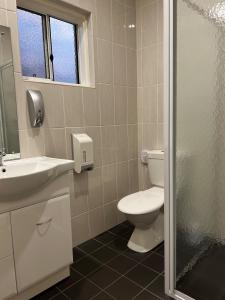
[0,156,74,197]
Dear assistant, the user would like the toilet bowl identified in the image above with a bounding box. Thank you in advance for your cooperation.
[117,150,164,253]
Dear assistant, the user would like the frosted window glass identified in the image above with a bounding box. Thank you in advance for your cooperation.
[17,9,46,78]
[50,17,79,84]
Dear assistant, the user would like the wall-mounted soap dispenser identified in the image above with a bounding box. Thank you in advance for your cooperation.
[27,90,45,127]
[72,134,94,173]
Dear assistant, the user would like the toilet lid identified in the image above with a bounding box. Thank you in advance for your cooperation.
[117,187,164,215]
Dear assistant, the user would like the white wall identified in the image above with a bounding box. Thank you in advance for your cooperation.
[0,0,139,246]
[136,0,164,190]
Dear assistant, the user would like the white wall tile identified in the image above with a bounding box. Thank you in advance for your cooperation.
[97,39,113,84]
[114,85,127,125]
[113,44,127,85]
[83,88,100,126]
[44,128,66,159]
[104,201,118,231]
[96,0,112,40]
[115,124,128,162]
[63,86,84,127]
[101,126,116,165]
[125,7,136,49]
[71,213,90,247]
[98,84,115,125]
[112,0,126,45]
[71,172,88,217]
[126,48,137,87]
[0,0,6,9]
[87,167,103,210]
[127,87,137,124]
[86,126,102,167]
[89,207,105,238]
[0,8,7,25]
[102,164,117,204]
[116,162,129,199]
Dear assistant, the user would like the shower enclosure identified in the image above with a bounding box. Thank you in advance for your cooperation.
[165,0,225,299]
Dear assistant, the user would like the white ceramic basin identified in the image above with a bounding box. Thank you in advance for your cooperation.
[0,156,74,197]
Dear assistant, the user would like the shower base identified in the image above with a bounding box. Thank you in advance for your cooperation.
[177,243,225,300]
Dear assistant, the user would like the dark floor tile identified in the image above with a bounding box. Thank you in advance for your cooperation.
[88,265,119,289]
[154,243,164,256]
[147,276,170,300]
[72,255,101,276]
[50,293,68,300]
[124,248,151,262]
[109,223,130,236]
[31,286,59,300]
[95,231,117,244]
[121,221,133,228]
[142,253,164,273]
[120,228,133,240]
[134,290,159,300]
[107,254,136,274]
[106,277,142,300]
[73,247,87,261]
[125,264,158,288]
[91,246,118,264]
[78,239,103,254]
[64,278,100,300]
[56,269,83,291]
[108,237,128,253]
[92,291,115,300]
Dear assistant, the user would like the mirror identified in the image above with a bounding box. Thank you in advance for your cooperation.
[0,25,20,157]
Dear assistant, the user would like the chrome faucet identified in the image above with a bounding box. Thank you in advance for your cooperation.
[0,148,6,166]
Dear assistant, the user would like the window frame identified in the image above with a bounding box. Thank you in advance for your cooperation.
[17,6,80,84]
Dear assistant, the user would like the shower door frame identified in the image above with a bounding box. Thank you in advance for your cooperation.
[164,1,195,300]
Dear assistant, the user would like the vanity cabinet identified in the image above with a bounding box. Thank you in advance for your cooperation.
[0,157,74,299]
[11,194,73,292]
[0,213,17,300]
[0,257,17,300]
[0,213,13,259]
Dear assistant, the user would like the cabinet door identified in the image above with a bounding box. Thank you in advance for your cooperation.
[11,194,73,292]
[0,256,17,300]
[0,213,13,259]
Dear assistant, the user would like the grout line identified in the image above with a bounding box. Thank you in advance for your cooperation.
[73,251,161,296]
[60,290,71,299]
[59,225,165,299]
[132,273,163,299]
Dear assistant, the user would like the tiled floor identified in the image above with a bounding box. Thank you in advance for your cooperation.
[32,221,170,300]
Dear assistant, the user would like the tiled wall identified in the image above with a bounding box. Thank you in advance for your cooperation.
[0,0,139,246]
[136,0,164,190]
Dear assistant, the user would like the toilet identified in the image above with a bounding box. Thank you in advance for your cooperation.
[117,150,164,253]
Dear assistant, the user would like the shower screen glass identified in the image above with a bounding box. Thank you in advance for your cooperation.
[174,0,225,299]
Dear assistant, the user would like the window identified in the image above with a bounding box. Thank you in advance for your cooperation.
[17,7,79,84]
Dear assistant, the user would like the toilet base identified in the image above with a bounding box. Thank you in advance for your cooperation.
[127,215,164,253]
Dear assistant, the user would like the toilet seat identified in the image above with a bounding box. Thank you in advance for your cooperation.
[118,187,164,215]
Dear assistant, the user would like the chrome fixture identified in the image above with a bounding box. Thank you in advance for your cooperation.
[27,90,45,127]
[0,148,6,166]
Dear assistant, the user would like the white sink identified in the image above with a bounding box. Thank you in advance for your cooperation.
[0,157,74,197]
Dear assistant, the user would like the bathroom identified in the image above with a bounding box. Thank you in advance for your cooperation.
[0,0,223,300]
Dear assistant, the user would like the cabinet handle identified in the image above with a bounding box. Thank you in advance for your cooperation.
[36,218,53,226]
